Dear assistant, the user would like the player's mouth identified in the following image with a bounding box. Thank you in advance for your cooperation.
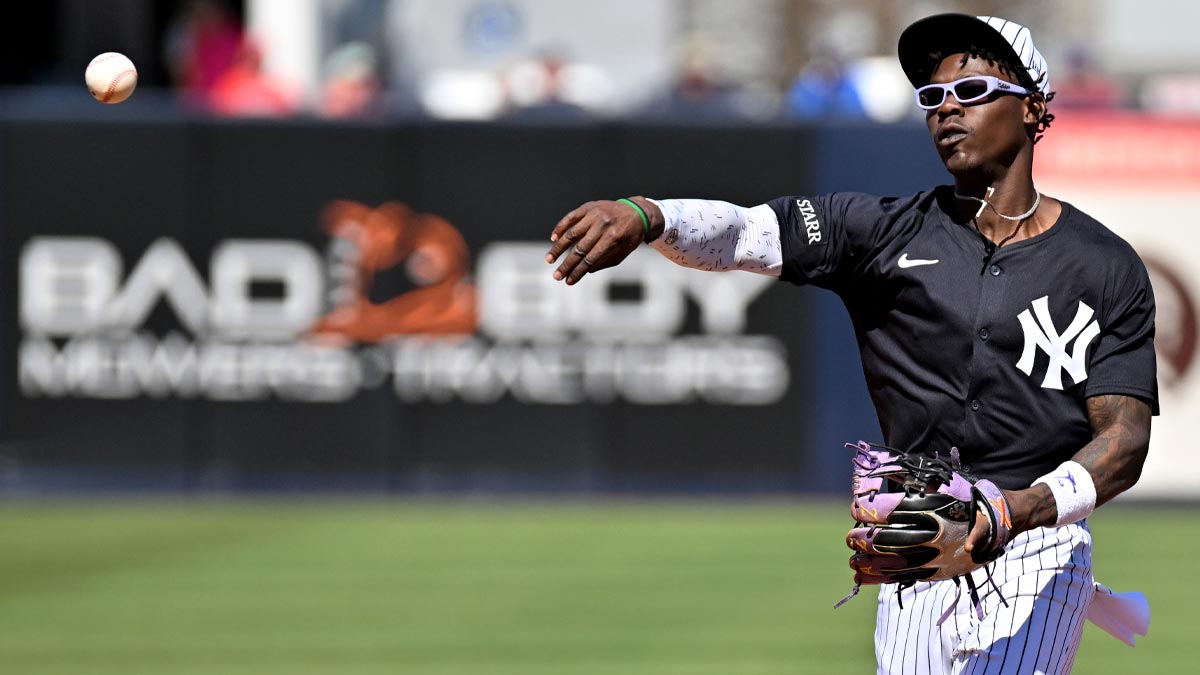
[937,124,970,147]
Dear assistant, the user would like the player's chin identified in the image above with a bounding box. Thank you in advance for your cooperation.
[940,152,979,176]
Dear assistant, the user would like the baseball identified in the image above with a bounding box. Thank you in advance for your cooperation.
[85,52,138,104]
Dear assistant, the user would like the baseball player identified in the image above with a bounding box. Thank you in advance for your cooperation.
[545,13,1156,675]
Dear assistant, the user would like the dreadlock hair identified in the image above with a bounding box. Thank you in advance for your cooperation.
[928,45,1056,144]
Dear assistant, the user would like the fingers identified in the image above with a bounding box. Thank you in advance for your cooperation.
[550,203,589,243]
[546,203,609,285]
[545,220,583,264]
[556,219,607,285]
[546,202,593,262]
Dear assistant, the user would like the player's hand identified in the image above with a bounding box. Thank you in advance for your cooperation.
[965,483,1055,556]
[964,506,994,556]
[545,200,651,285]
[965,486,1030,556]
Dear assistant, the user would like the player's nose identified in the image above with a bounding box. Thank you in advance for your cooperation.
[935,91,965,116]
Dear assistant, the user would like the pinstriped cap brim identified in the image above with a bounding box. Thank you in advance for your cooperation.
[898,13,1050,94]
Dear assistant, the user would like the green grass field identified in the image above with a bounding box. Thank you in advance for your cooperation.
[0,500,1192,674]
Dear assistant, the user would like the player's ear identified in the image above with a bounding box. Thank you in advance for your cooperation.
[1023,94,1047,127]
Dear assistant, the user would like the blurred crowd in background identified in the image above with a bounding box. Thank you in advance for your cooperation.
[7,0,1200,123]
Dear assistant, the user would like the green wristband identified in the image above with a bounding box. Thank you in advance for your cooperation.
[617,198,651,241]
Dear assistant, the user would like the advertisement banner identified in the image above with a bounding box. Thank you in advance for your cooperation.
[1036,112,1200,498]
[1,120,820,492]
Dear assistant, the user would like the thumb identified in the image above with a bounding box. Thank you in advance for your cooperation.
[964,511,991,553]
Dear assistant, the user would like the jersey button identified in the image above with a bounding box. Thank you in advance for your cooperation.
[989,264,1002,276]
[979,328,990,341]
[970,399,981,411]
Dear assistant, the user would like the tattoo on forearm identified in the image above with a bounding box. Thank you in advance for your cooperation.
[1076,395,1152,507]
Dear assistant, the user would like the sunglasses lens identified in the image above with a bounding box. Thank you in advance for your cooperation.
[953,78,990,101]
[917,87,945,108]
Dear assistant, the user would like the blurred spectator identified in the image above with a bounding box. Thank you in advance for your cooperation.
[641,39,743,120]
[786,56,868,120]
[1053,45,1124,109]
[318,42,387,120]
[501,49,595,121]
[207,38,299,118]
[164,0,244,110]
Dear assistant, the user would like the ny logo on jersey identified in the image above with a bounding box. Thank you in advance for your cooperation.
[1016,296,1101,390]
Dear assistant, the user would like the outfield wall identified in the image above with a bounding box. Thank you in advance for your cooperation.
[0,112,1192,497]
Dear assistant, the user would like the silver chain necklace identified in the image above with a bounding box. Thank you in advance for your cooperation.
[955,186,1042,274]
[954,186,1042,220]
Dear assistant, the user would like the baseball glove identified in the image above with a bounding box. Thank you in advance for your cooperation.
[841,440,1013,591]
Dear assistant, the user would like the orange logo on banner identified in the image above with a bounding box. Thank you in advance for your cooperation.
[312,201,477,342]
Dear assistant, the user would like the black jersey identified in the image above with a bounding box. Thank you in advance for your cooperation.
[770,186,1158,490]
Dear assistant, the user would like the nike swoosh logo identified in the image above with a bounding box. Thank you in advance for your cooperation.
[898,253,939,269]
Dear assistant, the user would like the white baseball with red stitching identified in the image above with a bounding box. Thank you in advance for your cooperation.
[85,52,138,104]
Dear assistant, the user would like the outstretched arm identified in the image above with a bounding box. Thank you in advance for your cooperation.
[967,394,1152,553]
[546,197,782,284]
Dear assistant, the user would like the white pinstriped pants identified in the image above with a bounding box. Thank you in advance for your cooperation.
[874,522,1095,675]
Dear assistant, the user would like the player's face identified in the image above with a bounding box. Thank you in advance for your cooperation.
[924,53,1033,176]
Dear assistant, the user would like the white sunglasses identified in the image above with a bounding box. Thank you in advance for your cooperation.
[915,75,1035,110]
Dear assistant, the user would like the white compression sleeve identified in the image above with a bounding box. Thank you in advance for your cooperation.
[647,199,782,276]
